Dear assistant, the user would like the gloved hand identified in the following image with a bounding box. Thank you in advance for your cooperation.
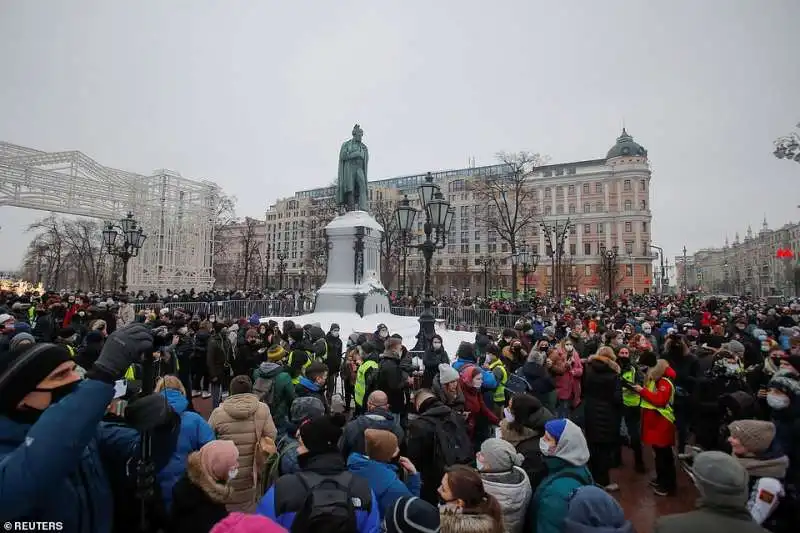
[125,394,178,433]
[92,324,154,381]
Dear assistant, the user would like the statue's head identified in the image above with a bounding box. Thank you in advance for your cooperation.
[352,124,363,142]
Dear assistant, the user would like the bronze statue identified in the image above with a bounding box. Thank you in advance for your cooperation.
[336,124,369,212]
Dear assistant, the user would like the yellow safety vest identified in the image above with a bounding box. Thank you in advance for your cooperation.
[640,377,675,423]
[66,345,76,358]
[621,368,641,407]
[354,359,379,407]
[488,359,507,404]
[124,365,136,381]
[289,350,312,384]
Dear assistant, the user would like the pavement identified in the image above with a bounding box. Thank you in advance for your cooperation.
[191,395,696,533]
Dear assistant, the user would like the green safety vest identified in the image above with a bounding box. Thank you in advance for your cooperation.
[488,359,507,404]
[640,377,675,424]
[288,350,313,384]
[124,365,136,381]
[65,345,76,358]
[354,359,379,407]
[621,368,641,407]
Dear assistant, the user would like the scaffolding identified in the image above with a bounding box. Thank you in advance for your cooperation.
[0,142,219,291]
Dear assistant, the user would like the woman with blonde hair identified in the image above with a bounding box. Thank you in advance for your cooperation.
[155,375,215,511]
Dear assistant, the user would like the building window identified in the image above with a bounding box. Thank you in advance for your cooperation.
[583,183,589,194]
[475,230,481,240]
[568,204,576,214]
[595,182,602,193]
[598,223,604,234]
[569,243,577,255]
[489,244,497,253]
[474,244,480,253]
[584,242,591,255]
[556,186,564,196]
[568,185,575,194]
[544,187,551,199]
[626,264,633,276]
[584,223,591,234]
[568,167,577,175]
[625,241,633,255]
[500,258,507,266]
[501,243,508,252]
[461,231,469,243]
[641,200,647,210]
[623,179,631,191]
[447,245,456,254]
[531,244,539,254]
[556,204,564,214]
[595,202,604,212]
[461,244,469,253]
[583,203,591,213]
[624,200,632,211]
[543,170,552,177]
[642,222,648,232]
[625,221,632,232]
[585,265,592,276]
[474,258,481,265]
[545,205,552,215]
[640,179,646,191]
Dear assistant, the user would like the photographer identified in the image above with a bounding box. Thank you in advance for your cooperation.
[0,324,180,533]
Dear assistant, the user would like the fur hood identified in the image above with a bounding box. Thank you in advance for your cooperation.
[440,509,502,533]
[645,359,673,383]
[186,451,233,504]
[588,354,620,374]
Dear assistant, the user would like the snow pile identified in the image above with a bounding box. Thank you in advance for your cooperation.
[262,311,475,357]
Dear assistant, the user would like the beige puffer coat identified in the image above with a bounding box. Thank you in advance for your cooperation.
[208,393,277,512]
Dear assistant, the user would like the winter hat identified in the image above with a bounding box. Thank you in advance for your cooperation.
[210,512,287,533]
[329,323,340,332]
[783,354,800,374]
[728,420,776,454]
[544,418,568,442]
[479,438,524,471]
[502,328,517,339]
[9,332,35,351]
[0,314,13,325]
[299,416,343,455]
[0,343,72,414]
[438,364,459,385]
[308,326,325,341]
[458,364,481,387]
[386,496,440,533]
[198,440,239,481]
[455,341,476,362]
[768,369,800,397]
[290,396,326,424]
[723,340,745,358]
[690,451,749,507]
[248,313,260,326]
[364,428,399,462]
[289,328,305,343]
[57,327,75,339]
[267,344,286,362]
[431,334,443,345]
[563,486,632,533]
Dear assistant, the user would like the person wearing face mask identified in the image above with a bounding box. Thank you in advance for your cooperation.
[325,323,343,403]
[549,340,583,420]
[529,419,593,533]
[377,338,409,430]
[374,323,390,354]
[476,438,531,533]
[432,363,466,412]
[459,365,500,449]
[617,346,646,473]
[766,370,800,488]
[231,328,260,378]
[518,342,556,411]
[170,439,240,533]
[0,324,180,533]
[437,465,505,533]
[422,334,449,388]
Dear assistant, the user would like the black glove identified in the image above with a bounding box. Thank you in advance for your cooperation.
[92,324,154,381]
[125,394,178,433]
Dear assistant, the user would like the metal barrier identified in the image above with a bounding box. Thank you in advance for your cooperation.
[389,306,522,332]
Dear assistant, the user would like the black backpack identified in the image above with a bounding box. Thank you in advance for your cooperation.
[291,471,358,533]
[431,411,474,469]
[253,374,277,406]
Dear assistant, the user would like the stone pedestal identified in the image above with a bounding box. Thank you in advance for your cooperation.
[314,210,390,316]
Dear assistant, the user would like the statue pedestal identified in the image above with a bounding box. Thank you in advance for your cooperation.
[314,210,391,317]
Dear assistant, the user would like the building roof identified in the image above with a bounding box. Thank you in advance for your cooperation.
[606,128,648,159]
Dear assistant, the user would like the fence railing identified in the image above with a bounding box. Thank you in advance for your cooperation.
[129,299,523,331]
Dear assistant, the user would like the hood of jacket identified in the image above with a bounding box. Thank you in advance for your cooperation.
[162,388,188,414]
[346,453,402,493]
[221,393,261,420]
[480,466,531,514]
[256,361,283,378]
[563,486,634,533]
[736,453,790,479]
[185,450,233,503]
[440,509,498,533]
[298,375,321,392]
[549,419,590,466]
[358,408,396,426]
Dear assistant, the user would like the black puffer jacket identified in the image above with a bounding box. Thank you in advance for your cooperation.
[582,354,623,444]
[422,344,449,388]
[498,404,553,490]
[325,332,343,374]
[406,400,456,504]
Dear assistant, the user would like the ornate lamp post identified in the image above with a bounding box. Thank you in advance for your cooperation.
[395,172,453,352]
[513,241,539,299]
[478,256,495,299]
[276,251,288,290]
[540,219,571,300]
[598,243,619,298]
[102,212,146,293]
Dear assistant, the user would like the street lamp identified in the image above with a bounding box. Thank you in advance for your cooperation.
[513,241,539,299]
[650,244,665,294]
[276,251,288,290]
[598,243,619,298]
[478,256,494,299]
[540,219,572,300]
[103,212,146,293]
[394,172,453,352]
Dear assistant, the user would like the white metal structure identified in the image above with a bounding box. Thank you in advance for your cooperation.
[0,141,219,291]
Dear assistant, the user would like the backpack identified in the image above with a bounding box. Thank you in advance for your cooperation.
[431,411,474,469]
[292,471,358,533]
[253,374,277,406]
[505,371,532,396]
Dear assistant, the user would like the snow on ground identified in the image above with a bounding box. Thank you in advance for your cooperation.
[262,311,475,357]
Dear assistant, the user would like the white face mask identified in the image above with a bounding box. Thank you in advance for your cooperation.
[379,330,388,338]
[228,467,238,480]
[539,438,555,456]
[476,457,485,471]
[503,407,514,422]
[767,393,790,410]
[564,344,573,352]
[331,331,340,338]
[432,342,442,350]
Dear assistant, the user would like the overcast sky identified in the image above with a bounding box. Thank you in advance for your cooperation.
[1,1,798,274]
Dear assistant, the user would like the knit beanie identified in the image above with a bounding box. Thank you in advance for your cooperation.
[785,355,800,374]
[544,418,568,442]
[386,496,440,533]
[723,340,746,357]
[290,396,325,424]
[198,440,239,481]
[210,512,287,533]
[364,428,399,462]
[0,343,72,414]
[728,420,776,454]
[330,323,340,332]
[267,344,286,362]
[9,332,35,351]
[480,438,524,471]
[691,451,749,507]
[438,364,459,385]
[768,369,800,397]
[299,416,342,455]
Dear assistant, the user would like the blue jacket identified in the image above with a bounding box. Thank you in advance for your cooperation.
[453,357,498,389]
[157,389,214,510]
[0,379,171,533]
[257,451,380,532]
[531,457,593,533]
[347,453,420,519]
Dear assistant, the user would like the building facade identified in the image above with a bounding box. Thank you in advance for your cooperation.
[213,218,268,291]
[678,219,800,297]
[264,129,656,296]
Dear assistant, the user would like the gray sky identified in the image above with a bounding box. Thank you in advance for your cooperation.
[1,1,798,273]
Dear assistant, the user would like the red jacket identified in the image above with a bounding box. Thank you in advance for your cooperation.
[461,386,500,437]
[638,365,676,448]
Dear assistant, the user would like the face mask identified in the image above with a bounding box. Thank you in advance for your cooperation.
[767,393,790,410]
[259,328,266,334]
[539,345,548,352]
[432,342,442,350]
[228,467,238,480]
[331,331,340,338]
[78,312,85,317]
[472,377,483,389]
[476,458,485,471]
[504,338,512,344]
[539,438,555,456]
[485,354,495,364]
[503,407,514,422]
[761,343,770,352]
[564,344,573,352]
[248,338,257,344]
[178,326,188,335]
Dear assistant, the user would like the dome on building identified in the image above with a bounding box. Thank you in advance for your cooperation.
[606,128,647,159]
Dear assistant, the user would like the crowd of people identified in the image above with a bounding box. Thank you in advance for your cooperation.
[0,288,799,533]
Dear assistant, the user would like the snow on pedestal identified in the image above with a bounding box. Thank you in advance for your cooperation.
[314,210,390,317]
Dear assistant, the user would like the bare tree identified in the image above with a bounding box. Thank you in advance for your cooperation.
[560,256,583,294]
[212,192,237,284]
[304,197,338,288]
[26,216,66,289]
[371,198,402,289]
[472,151,546,297]
[237,217,262,291]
